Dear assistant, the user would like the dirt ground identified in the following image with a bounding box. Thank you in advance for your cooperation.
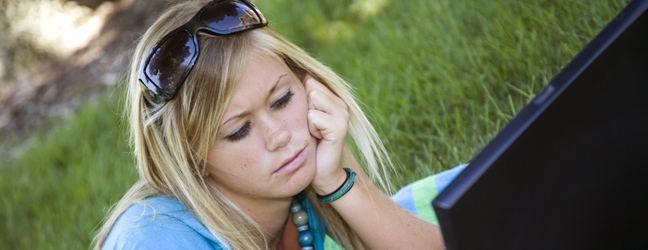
[0,0,166,140]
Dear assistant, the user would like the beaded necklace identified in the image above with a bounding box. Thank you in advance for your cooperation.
[290,197,315,250]
[288,168,356,249]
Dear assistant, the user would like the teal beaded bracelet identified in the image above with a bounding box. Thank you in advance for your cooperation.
[317,168,356,203]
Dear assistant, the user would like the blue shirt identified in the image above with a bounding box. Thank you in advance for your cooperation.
[102,196,231,250]
[103,193,327,250]
[103,165,466,249]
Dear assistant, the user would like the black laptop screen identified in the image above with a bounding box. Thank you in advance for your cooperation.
[432,0,648,249]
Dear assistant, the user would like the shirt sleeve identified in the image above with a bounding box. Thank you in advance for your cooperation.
[102,213,225,250]
[102,198,228,250]
[390,164,467,226]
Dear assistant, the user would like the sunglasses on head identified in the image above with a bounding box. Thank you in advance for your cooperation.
[138,0,268,105]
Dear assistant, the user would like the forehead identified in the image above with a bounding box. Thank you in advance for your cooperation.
[239,52,289,89]
[225,52,291,108]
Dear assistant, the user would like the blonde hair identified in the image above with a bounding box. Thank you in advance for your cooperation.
[93,1,395,249]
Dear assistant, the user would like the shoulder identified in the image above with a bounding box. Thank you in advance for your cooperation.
[102,197,229,250]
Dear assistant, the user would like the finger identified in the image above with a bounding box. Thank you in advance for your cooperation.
[308,109,347,143]
[303,74,328,93]
[307,89,349,120]
[303,74,347,110]
[308,109,323,140]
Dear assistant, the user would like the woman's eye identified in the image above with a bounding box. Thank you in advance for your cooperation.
[225,91,293,142]
[226,122,250,142]
[271,91,294,109]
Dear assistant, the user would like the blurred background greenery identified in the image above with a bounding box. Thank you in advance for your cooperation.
[0,0,631,248]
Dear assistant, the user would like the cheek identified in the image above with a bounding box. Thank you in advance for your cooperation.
[286,94,310,131]
[207,145,256,174]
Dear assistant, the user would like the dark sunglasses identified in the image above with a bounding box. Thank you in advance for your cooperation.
[138,0,267,104]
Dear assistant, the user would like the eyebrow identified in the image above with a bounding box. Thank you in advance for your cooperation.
[268,73,287,95]
[220,73,288,127]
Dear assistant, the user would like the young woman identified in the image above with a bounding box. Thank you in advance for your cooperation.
[94,0,461,249]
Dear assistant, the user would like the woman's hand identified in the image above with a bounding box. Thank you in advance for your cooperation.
[303,74,350,195]
[303,75,445,250]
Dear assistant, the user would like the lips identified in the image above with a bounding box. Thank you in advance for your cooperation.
[274,147,306,175]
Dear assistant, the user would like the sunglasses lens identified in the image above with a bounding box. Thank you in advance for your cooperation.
[141,0,267,104]
[200,1,264,33]
[146,30,196,95]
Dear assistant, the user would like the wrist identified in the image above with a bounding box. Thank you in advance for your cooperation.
[314,168,356,203]
[312,168,348,196]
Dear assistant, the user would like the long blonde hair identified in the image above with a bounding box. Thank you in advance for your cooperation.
[93,1,395,249]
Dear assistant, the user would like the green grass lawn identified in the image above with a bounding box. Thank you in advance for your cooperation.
[0,0,630,248]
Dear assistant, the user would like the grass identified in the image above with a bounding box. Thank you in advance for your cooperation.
[0,0,630,248]
[1,90,136,249]
[258,0,629,183]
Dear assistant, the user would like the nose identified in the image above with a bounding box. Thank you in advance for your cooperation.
[262,115,291,151]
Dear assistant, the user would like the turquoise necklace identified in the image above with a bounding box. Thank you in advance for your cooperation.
[288,168,357,249]
[291,197,315,250]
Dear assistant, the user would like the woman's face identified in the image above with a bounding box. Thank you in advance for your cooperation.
[206,52,317,203]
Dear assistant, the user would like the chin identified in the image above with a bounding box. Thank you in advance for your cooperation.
[284,137,317,195]
[288,158,316,195]
[300,161,317,187]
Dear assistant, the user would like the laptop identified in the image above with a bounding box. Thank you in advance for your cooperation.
[432,0,648,249]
